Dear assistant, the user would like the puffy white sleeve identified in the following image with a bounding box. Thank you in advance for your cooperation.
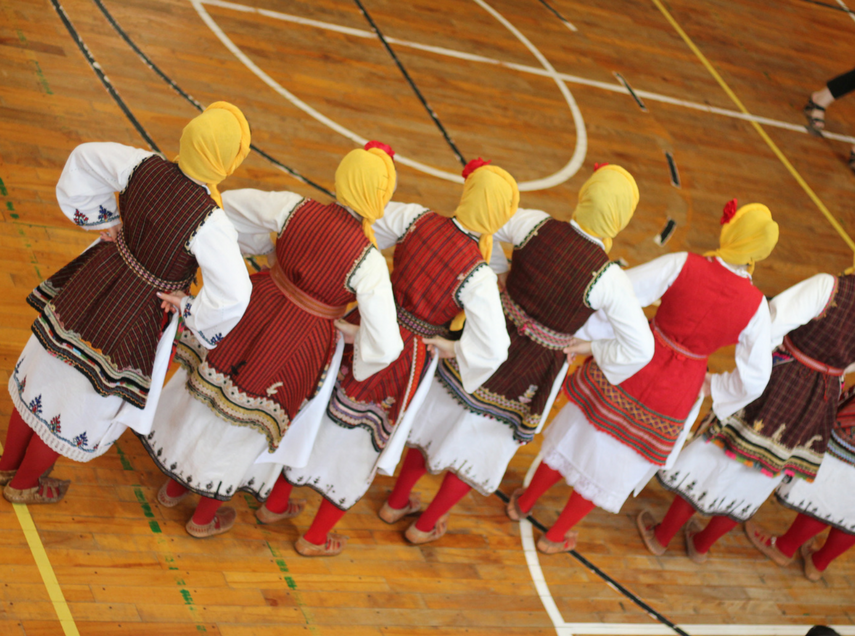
[624,252,688,307]
[56,142,155,231]
[586,264,655,385]
[492,208,551,246]
[178,209,253,349]
[220,188,306,256]
[347,248,404,380]
[710,298,773,418]
[453,265,510,392]
[374,202,430,249]
[768,273,838,348]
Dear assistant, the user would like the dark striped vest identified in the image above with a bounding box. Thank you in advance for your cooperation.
[788,274,855,369]
[28,155,217,408]
[392,212,485,328]
[506,219,610,334]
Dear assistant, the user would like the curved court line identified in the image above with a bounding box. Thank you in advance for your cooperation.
[199,0,855,148]
[191,0,587,191]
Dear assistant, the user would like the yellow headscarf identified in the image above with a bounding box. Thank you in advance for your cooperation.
[450,160,520,331]
[334,144,397,247]
[175,102,252,208]
[572,164,639,253]
[454,161,520,264]
[704,201,779,274]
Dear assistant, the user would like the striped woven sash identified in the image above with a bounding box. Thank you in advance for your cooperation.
[651,319,705,361]
[501,290,574,350]
[783,334,845,376]
[396,305,449,338]
[269,259,348,320]
[116,229,194,292]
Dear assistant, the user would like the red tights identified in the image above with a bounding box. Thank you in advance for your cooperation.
[1,410,60,489]
[517,461,563,514]
[775,513,855,570]
[192,496,222,526]
[387,448,427,510]
[654,496,737,553]
[304,500,347,546]
[265,474,347,546]
[414,470,471,532]
[265,474,295,514]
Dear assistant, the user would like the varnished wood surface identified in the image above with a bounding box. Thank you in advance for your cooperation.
[1,0,855,633]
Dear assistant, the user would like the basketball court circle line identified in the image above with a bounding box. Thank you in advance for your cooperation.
[199,0,855,149]
[192,0,588,191]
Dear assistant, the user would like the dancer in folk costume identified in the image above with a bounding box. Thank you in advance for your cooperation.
[381,164,653,545]
[262,159,517,556]
[508,200,779,554]
[744,338,855,582]
[144,142,403,538]
[647,266,855,563]
[0,103,253,504]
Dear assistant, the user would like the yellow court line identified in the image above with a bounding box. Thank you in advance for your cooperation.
[0,443,80,636]
[650,0,855,254]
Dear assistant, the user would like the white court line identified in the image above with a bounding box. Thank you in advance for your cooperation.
[835,0,855,24]
[200,0,855,146]
[194,0,587,191]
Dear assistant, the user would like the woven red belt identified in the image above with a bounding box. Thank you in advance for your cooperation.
[115,229,194,292]
[651,319,705,361]
[269,259,348,320]
[783,334,845,377]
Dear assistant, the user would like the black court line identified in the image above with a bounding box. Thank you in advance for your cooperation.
[535,0,578,30]
[665,151,681,188]
[614,72,648,112]
[351,0,468,167]
[50,0,160,153]
[88,0,333,199]
[801,0,853,13]
[493,490,691,636]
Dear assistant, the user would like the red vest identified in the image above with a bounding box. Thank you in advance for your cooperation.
[620,254,763,419]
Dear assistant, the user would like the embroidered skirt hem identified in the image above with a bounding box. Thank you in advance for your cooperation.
[775,453,855,535]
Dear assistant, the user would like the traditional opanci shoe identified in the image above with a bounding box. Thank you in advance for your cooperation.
[0,470,16,486]
[636,508,666,556]
[801,538,824,582]
[255,499,306,524]
[157,480,190,508]
[295,532,348,557]
[185,506,236,538]
[405,513,449,545]
[744,520,793,567]
[3,476,70,504]
[536,529,578,555]
[379,493,421,524]
[684,517,708,564]
[505,487,528,522]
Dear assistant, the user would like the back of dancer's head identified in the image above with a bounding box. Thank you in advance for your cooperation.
[176,101,252,207]
[704,199,779,274]
[453,158,520,264]
[806,627,841,636]
[572,163,639,253]
[335,141,397,247]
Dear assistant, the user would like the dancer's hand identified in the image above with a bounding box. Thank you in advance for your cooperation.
[334,319,358,344]
[99,223,120,242]
[563,338,592,364]
[701,373,713,398]
[157,290,187,313]
[497,271,509,292]
[423,336,456,359]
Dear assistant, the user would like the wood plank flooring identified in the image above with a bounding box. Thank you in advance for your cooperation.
[1,0,854,633]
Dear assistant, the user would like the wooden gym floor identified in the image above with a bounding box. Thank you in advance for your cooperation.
[1,0,855,634]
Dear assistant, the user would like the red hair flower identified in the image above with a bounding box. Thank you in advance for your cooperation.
[721,199,738,225]
[364,140,395,158]
[462,158,492,179]
[593,162,609,171]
